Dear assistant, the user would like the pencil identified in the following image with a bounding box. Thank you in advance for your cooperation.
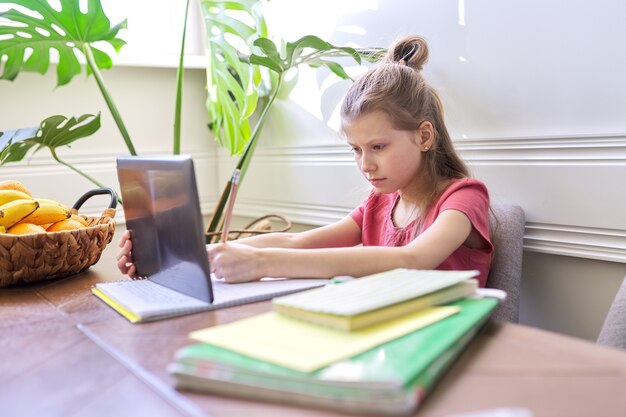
[221,169,241,243]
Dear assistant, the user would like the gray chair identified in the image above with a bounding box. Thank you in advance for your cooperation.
[597,275,626,349]
[485,203,525,323]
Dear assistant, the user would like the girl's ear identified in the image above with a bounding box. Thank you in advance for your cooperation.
[417,121,435,151]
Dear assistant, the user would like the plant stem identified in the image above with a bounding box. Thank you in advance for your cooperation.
[50,149,123,204]
[173,0,190,154]
[205,74,284,243]
[237,74,283,174]
[83,44,138,156]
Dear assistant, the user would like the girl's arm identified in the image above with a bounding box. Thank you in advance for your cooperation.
[210,209,474,282]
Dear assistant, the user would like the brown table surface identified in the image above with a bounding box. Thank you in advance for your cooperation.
[2,232,626,417]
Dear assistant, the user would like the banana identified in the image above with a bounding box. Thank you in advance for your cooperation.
[18,201,71,225]
[0,199,39,228]
[0,189,34,206]
[36,198,70,210]
[0,225,6,233]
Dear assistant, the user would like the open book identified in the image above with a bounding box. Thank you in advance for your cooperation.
[273,269,479,330]
[93,277,328,323]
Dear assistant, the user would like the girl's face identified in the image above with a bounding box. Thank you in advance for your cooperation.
[344,111,429,196]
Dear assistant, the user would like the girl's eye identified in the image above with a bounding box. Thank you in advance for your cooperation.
[351,147,361,154]
[372,144,385,151]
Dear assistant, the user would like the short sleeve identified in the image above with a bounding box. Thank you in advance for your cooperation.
[438,179,493,253]
[350,198,369,230]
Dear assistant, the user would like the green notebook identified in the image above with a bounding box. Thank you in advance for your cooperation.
[168,296,500,415]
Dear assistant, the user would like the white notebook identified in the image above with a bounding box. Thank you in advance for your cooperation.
[273,268,480,316]
[93,277,329,323]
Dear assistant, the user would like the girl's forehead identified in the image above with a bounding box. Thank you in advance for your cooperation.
[344,114,415,145]
[346,111,392,126]
[343,111,394,135]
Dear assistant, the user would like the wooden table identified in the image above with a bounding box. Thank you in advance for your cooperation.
[2,235,626,417]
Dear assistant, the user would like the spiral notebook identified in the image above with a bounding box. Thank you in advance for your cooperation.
[92,155,327,323]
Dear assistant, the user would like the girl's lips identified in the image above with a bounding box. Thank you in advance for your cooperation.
[368,178,384,185]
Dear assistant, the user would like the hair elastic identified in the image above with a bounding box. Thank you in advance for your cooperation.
[398,44,418,66]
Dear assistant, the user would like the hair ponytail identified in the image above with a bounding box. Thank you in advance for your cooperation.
[384,36,429,71]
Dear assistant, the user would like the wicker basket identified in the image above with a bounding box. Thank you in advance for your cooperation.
[0,188,118,287]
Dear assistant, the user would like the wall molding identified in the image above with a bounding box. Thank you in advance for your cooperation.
[1,150,217,219]
[245,133,626,165]
[235,198,351,226]
[524,222,626,263]
[456,134,626,164]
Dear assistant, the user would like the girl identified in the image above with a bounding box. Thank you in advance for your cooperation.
[117,35,493,287]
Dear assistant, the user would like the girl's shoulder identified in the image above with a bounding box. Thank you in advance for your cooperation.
[440,177,489,200]
[432,177,490,216]
[447,177,488,191]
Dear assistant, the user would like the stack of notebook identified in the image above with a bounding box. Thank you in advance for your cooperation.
[168,269,505,415]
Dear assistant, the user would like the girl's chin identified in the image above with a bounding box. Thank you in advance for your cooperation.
[371,185,396,194]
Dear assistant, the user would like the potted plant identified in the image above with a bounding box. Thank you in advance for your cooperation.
[0,0,382,240]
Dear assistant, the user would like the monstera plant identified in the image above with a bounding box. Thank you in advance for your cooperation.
[0,0,382,237]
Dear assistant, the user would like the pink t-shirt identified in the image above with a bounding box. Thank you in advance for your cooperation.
[349,178,493,287]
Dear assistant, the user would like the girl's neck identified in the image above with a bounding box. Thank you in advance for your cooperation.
[397,177,433,206]
[397,177,453,210]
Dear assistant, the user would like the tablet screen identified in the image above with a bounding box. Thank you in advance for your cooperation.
[116,155,213,303]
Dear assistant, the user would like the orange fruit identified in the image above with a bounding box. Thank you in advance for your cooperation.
[8,223,47,235]
[46,218,85,232]
[70,214,89,227]
[0,180,32,196]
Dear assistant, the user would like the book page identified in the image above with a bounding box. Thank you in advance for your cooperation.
[96,280,209,318]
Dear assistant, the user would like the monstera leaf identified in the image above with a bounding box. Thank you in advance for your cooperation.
[0,0,127,86]
[0,114,101,164]
[200,0,267,155]
[249,35,385,78]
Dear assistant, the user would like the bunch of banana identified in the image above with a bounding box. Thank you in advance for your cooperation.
[0,180,85,234]
[0,198,40,228]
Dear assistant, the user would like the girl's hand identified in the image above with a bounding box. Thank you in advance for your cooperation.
[208,242,266,283]
[115,230,141,279]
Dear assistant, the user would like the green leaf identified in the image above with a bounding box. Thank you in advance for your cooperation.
[200,0,268,156]
[249,53,284,73]
[0,113,101,164]
[0,0,127,86]
[320,60,351,80]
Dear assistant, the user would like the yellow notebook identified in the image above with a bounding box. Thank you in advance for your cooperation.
[189,305,459,373]
[272,269,479,331]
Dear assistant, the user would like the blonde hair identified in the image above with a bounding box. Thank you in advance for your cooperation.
[341,35,469,214]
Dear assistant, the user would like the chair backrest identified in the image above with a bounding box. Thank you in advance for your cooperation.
[486,203,525,322]
[597,275,626,349]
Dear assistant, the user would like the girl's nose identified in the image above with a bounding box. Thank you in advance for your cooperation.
[360,154,375,173]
